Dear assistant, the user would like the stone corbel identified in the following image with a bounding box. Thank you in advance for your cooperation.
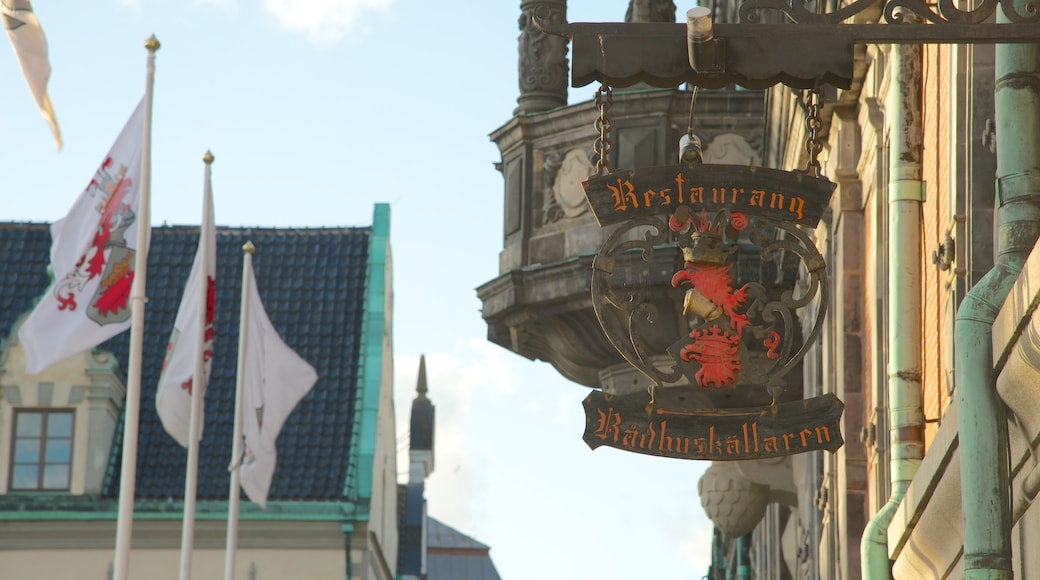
[699,456,799,537]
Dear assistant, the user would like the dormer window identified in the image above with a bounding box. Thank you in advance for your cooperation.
[9,409,74,491]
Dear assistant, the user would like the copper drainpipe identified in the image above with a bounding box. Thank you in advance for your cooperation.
[861,41,926,579]
[957,5,1040,576]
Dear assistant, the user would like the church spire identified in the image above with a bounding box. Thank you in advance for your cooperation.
[416,354,428,400]
[409,355,435,454]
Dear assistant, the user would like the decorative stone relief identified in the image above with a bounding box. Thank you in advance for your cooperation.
[703,133,760,166]
[543,147,594,224]
[517,0,568,113]
[37,382,53,405]
[541,150,565,224]
[2,386,21,404]
[67,386,88,405]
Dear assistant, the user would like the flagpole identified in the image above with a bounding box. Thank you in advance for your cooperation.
[178,152,215,580]
[225,241,254,580]
[113,34,159,580]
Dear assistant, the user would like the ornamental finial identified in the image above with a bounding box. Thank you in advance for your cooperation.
[145,35,160,53]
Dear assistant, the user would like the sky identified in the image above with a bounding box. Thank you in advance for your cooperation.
[0,1,713,578]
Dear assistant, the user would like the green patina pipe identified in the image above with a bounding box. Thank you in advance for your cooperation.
[861,41,926,580]
[958,10,1040,578]
[710,527,727,580]
[736,534,750,580]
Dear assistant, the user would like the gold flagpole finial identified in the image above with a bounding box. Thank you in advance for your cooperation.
[243,241,255,254]
[145,35,160,53]
[203,150,215,164]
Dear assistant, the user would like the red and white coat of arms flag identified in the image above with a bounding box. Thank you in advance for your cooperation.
[18,99,146,375]
[156,168,216,448]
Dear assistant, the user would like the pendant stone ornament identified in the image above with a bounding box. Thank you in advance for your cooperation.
[582,163,844,460]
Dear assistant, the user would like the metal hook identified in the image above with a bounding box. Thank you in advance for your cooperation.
[645,384,657,417]
[687,85,700,138]
[768,384,783,416]
[679,86,703,165]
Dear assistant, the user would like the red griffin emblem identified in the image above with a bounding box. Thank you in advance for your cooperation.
[669,208,780,388]
[53,157,137,326]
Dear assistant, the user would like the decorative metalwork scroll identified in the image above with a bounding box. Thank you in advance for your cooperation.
[883,0,1039,23]
[739,0,1040,26]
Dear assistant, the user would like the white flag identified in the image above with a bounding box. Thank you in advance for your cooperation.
[2,0,60,149]
[156,168,216,448]
[17,100,145,375]
[238,261,317,509]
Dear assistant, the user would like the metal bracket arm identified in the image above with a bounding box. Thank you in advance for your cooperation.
[539,20,1040,90]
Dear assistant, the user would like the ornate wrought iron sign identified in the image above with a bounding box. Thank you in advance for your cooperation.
[582,163,841,460]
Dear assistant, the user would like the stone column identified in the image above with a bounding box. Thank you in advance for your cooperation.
[517,0,568,114]
[625,0,676,23]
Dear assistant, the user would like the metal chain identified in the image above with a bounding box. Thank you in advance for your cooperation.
[594,84,614,175]
[803,87,823,178]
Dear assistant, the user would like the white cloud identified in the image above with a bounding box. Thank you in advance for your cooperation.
[192,0,234,6]
[391,341,717,576]
[116,0,142,12]
[392,341,523,531]
[264,0,394,45]
[679,525,716,571]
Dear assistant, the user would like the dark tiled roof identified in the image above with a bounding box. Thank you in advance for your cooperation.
[428,517,490,551]
[0,222,370,503]
[0,223,54,335]
[427,517,502,580]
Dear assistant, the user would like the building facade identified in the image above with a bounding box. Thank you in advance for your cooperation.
[482,1,1040,578]
[0,205,399,579]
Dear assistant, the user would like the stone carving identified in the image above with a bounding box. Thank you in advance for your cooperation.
[543,147,594,224]
[699,461,770,537]
[703,133,761,166]
[625,0,677,22]
[518,0,568,113]
[541,150,565,224]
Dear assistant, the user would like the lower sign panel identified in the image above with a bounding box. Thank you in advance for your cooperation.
[582,390,844,460]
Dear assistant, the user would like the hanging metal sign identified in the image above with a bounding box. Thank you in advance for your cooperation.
[582,390,844,461]
[582,164,832,228]
[582,162,842,460]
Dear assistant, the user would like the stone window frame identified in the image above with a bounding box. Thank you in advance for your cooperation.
[8,408,75,492]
